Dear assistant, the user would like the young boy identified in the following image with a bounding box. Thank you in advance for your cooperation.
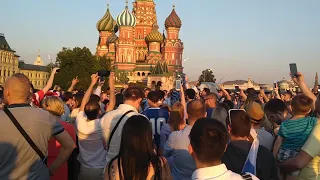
[273,94,319,179]
[142,91,169,148]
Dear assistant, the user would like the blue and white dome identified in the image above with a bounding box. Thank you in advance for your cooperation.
[117,2,136,27]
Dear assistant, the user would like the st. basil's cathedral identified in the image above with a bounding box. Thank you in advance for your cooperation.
[96,0,184,89]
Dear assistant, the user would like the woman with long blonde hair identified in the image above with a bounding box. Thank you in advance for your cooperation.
[158,88,186,156]
[42,96,76,180]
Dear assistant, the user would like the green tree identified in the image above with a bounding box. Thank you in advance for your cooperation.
[115,70,130,84]
[54,47,111,90]
[198,69,216,84]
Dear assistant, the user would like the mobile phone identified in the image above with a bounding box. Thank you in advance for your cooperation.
[235,86,240,93]
[289,63,298,78]
[175,80,181,90]
[56,68,60,73]
[273,82,277,89]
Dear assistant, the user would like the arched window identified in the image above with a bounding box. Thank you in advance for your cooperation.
[142,72,145,76]
[148,73,151,76]
[137,72,141,76]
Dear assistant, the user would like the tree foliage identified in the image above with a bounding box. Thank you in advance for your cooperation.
[198,69,216,84]
[54,47,111,90]
[115,70,130,84]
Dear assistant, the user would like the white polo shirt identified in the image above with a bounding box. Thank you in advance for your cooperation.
[100,104,139,162]
[191,164,259,180]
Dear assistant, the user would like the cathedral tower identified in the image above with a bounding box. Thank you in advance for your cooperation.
[96,4,118,56]
[115,0,137,71]
[132,0,158,62]
[163,5,184,72]
[145,24,163,64]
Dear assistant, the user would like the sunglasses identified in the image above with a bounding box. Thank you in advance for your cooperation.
[228,109,246,126]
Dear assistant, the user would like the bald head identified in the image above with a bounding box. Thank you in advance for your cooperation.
[3,73,31,105]
[187,100,207,122]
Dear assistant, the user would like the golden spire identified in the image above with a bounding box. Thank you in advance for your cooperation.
[37,49,40,57]
[107,3,109,10]
[173,4,175,10]
[126,0,128,7]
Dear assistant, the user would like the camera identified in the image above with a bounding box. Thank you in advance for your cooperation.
[97,70,110,81]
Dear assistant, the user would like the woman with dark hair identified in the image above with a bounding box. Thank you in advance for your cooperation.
[105,115,172,180]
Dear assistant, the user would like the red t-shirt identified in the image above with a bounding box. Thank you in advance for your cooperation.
[48,120,76,180]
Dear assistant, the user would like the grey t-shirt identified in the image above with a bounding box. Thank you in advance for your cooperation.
[0,104,64,180]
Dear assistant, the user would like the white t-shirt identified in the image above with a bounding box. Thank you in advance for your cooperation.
[76,111,107,169]
[100,104,139,163]
[191,164,259,180]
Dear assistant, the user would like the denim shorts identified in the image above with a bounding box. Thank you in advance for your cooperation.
[276,148,300,163]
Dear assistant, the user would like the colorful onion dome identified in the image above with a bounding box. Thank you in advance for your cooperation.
[117,1,136,27]
[165,5,182,29]
[107,32,118,45]
[97,4,116,32]
[145,25,163,43]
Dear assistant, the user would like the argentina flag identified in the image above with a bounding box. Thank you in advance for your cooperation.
[242,130,259,175]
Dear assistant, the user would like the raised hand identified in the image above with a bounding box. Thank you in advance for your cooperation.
[52,67,60,74]
[259,87,265,95]
[71,76,79,85]
[109,72,115,87]
[91,73,99,85]
[292,72,305,85]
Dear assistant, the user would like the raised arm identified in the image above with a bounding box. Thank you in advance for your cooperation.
[239,89,247,101]
[260,88,269,103]
[67,77,79,92]
[219,84,231,101]
[42,67,59,94]
[80,74,99,112]
[93,80,104,97]
[274,84,281,100]
[292,72,317,108]
[106,73,115,112]
[312,73,318,94]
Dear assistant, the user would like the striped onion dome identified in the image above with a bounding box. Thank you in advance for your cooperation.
[145,25,163,43]
[165,5,182,29]
[107,32,118,45]
[117,1,136,27]
[96,4,115,32]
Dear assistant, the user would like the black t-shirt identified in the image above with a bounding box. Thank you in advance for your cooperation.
[222,140,279,180]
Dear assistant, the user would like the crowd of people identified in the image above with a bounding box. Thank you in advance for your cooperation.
[0,68,319,180]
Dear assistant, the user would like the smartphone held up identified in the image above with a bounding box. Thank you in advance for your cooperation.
[289,63,298,78]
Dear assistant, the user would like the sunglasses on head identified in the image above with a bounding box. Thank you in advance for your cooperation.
[228,109,246,126]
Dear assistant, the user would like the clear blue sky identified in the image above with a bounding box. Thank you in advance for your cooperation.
[1,0,319,85]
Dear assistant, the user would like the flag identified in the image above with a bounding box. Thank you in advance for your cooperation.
[242,130,259,175]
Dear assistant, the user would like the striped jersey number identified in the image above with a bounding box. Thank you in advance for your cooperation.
[149,118,166,135]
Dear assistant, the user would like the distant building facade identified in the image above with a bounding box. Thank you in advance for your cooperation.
[0,33,49,89]
[223,77,272,91]
[19,61,49,90]
[0,33,20,85]
[277,78,297,91]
